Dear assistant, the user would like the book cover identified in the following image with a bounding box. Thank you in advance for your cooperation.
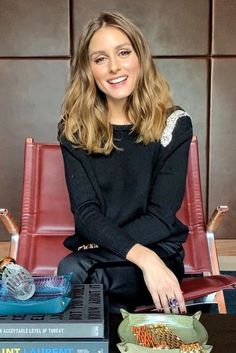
[0,337,109,353]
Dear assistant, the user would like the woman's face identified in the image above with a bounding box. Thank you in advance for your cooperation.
[88,26,140,106]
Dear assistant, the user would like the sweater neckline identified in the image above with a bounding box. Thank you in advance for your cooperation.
[112,124,133,131]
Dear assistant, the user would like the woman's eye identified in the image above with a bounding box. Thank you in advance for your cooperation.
[119,49,131,57]
[95,56,106,64]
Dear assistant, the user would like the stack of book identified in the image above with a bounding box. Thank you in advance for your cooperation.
[0,284,109,353]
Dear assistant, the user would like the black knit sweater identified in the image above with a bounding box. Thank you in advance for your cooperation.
[60,110,193,259]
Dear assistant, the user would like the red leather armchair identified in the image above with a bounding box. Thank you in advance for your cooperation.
[1,137,235,313]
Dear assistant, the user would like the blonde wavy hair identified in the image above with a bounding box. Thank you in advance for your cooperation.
[59,11,173,154]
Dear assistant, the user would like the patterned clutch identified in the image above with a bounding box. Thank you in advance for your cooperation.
[0,273,72,315]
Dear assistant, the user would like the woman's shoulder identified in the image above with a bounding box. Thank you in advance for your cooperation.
[57,129,84,157]
[57,119,78,149]
[160,106,192,147]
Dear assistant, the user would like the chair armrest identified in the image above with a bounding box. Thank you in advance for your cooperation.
[0,208,19,235]
[206,205,229,276]
[207,205,229,232]
[181,274,236,301]
[0,209,19,260]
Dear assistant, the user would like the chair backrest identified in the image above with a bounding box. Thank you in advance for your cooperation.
[177,137,211,274]
[16,137,212,275]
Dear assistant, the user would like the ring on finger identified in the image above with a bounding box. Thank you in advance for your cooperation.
[168,297,179,309]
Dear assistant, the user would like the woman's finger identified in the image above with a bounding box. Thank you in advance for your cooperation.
[167,293,179,314]
[167,290,186,314]
[159,293,171,314]
[152,292,163,312]
[175,290,186,314]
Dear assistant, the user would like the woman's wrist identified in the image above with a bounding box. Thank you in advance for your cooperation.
[126,243,161,269]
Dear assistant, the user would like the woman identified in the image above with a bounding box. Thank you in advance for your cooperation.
[57,11,192,314]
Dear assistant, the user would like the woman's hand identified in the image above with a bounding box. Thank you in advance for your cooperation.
[126,243,186,314]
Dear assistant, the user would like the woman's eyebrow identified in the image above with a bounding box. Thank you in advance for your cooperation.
[89,50,106,59]
[89,42,132,58]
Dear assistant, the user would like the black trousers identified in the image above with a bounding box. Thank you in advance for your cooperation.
[57,246,184,313]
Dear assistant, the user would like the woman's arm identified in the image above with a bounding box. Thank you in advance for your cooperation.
[126,243,187,313]
[122,114,193,245]
[125,114,192,314]
[60,139,137,259]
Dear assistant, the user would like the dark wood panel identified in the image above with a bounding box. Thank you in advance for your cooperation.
[213,0,236,55]
[209,59,236,238]
[0,0,70,56]
[73,0,209,56]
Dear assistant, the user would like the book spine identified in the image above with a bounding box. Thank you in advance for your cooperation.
[0,340,108,353]
[0,323,104,339]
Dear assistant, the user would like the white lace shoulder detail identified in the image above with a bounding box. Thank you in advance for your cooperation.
[160,109,190,147]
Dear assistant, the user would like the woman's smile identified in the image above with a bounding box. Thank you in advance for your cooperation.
[107,75,128,86]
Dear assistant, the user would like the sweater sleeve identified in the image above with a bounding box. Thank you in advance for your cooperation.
[121,114,193,246]
[60,139,137,259]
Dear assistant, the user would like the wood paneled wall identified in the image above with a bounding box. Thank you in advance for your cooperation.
[0,0,235,241]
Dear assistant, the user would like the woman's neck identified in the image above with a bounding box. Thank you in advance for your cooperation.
[107,99,131,125]
[109,116,131,125]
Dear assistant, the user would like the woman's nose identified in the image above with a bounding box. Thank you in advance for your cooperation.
[109,56,120,73]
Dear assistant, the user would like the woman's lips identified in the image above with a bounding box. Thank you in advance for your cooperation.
[107,75,128,85]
